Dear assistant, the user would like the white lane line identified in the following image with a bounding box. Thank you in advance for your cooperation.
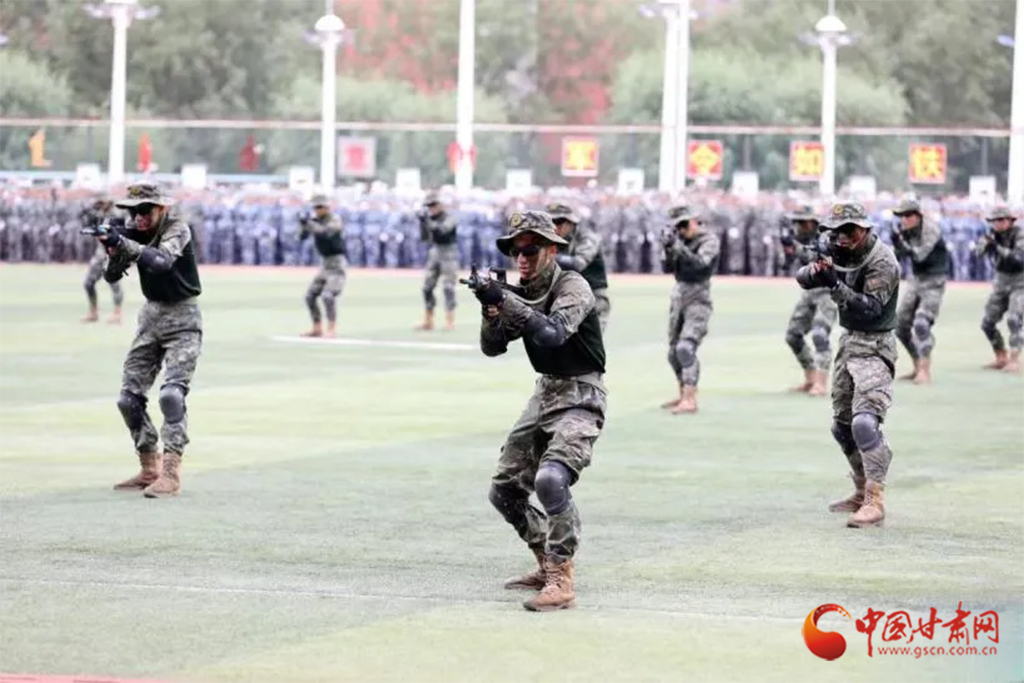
[270,336,476,351]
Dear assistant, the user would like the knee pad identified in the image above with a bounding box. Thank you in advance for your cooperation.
[913,316,932,339]
[851,413,882,452]
[785,330,804,355]
[810,326,830,353]
[534,461,573,516]
[674,340,696,369]
[116,391,147,431]
[981,318,998,337]
[1008,316,1022,334]
[831,420,856,455]
[158,384,187,423]
[304,290,319,308]
[489,482,528,522]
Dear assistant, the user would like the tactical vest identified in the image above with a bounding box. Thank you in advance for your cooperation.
[580,249,608,291]
[839,255,897,333]
[675,233,719,283]
[127,227,202,303]
[523,279,606,377]
[430,214,457,246]
[995,227,1024,274]
[313,228,346,257]
[911,232,949,277]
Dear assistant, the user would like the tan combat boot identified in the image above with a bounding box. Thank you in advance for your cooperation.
[113,452,163,490]
[808,370,828,396]
[660,384,685,409]
[444,310,455,331]
[107,306,122,325]
[984,349,1008,370]
[790,368,815,392]
[913,357,932,384]
[523,557,575,611]
[1003,350,1021,373]
[82,306,99,323]
[847,480,885,528]
[143,453,181,498]
[415,310,434,331]
[827,474,866,513]
[301,322,323,338]
[325,321,337,339]
[671,385,698,414]
[503,546,546,591]
[899,358,920,381]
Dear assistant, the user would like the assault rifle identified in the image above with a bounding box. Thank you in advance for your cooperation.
[80,215,127,238]
[459,264,524,297]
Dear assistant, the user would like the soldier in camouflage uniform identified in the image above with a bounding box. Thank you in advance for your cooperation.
[891,198,950,384]
[797,201,900,528]
[547,201,611,331]
[976,206,1024,373]
[473,210,606,612]
[80,193,124,324]
[99,182,203,499]
[298,194,346,338]
[416,191,459,331]
[780,205,836,396]
[660,204,721,414]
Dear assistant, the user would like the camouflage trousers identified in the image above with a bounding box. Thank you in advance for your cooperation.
[120,299,203,456]
[667,283,713,387]
[785,288,837,371]
[422,245,459,312]
[981,278,1024,353]
[593,287,611,333]
[84,255,123,308]
[896,276,946,359]
[832,330,896,483]
[306,255,347,324]
[490,373,607,561]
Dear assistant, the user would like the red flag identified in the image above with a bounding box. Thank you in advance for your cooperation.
[137,133,152,172]
[239,135,259,172]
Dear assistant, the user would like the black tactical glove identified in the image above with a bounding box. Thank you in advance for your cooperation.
[97,227,122,249]
[473,278,504,306]
[816,261,839,289]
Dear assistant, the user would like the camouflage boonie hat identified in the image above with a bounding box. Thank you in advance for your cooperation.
[114,181,175,208]
[788,204,818,222]
[667,204,697,225]
[986,205,1017,222]
[546,202,580,224]
[310,194,330,207]
[821,200,873,230]
[423,191,441,206]
[496,210,569,256]
[892,197,922,216]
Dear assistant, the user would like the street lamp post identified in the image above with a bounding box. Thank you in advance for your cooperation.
[657,7,679,193]
[813,13,849,199]
[84,0,158,186]
[454,0,476,192]
[1007,0,1023,205]
[310,13,345,191]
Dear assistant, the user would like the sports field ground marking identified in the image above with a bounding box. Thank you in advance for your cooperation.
[270,336,476,351]
[0,577,801,623]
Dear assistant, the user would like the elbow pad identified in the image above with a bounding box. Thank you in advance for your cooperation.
[137,247,174,272]
[524,312,568,348]
[555,254,578,272]
[795,265,818,290]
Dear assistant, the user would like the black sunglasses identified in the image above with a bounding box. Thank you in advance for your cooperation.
[509,244,542,258]
[127,203,158,217]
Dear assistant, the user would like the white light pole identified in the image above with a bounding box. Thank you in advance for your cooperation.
[85,0,158,186]
[657,7,679,193]
[454,0,476,192]
[311,13,345,191]
[670,0,692,196]
[1007,0,1023,205]
[814,12,849,199]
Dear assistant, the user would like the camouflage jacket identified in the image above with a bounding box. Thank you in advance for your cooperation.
[891,216,948,282]
[420,212,458,247]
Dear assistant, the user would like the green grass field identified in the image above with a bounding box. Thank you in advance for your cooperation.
[1,264,1022,683]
